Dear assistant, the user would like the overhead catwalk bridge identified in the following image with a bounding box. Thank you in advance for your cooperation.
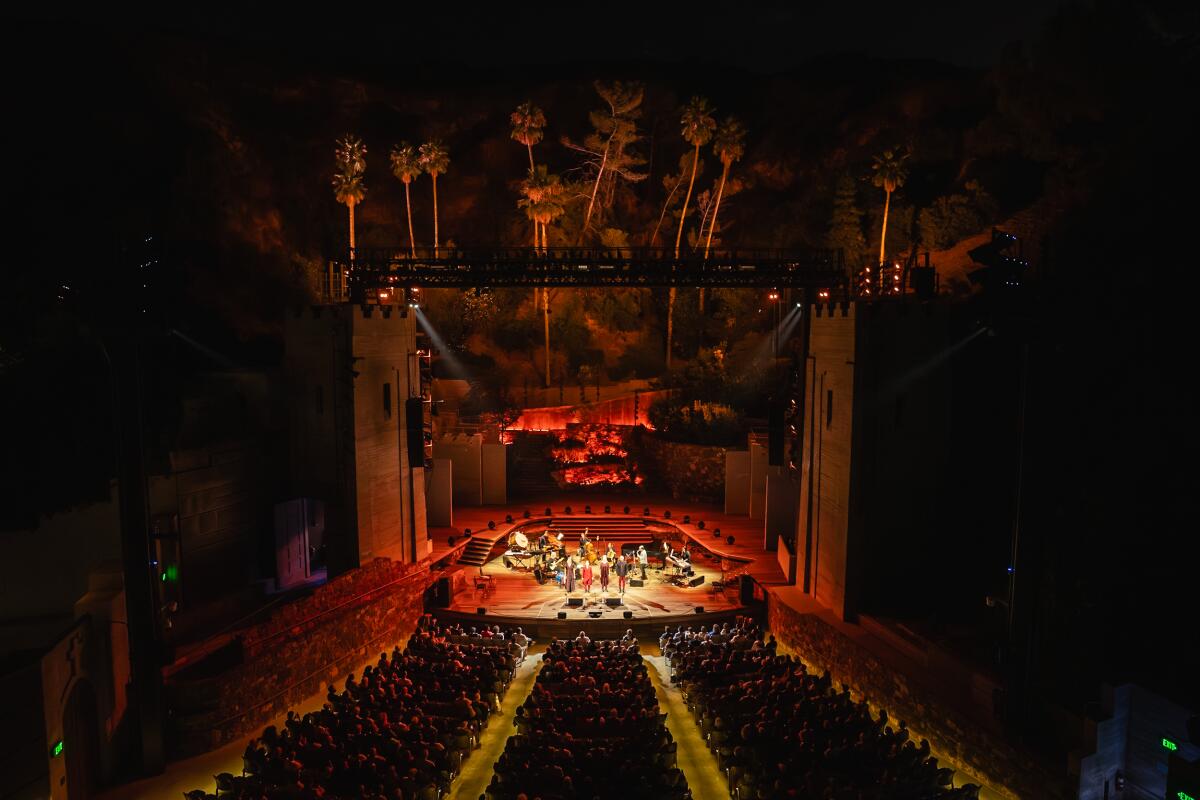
[323,246,847,301]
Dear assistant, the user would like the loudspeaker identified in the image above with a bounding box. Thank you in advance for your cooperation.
[629,579,644,587]
[557,611,567,620]
[623,611,633,619]
[567,597,583,607]
[605,597,622,608]
[694,606,705,613]
[740,575,756,604]
[688,575,706,588]
[768,402,785,466]
[476,607,486,615]
[434,577,451,608]
[588,610,602,618]
[405,397,425,467]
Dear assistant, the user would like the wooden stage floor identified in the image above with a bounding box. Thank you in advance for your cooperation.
[432,494,786,636]
[450,552,736,621]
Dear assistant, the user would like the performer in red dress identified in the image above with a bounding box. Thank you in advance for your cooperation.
[599,556,610,592]
[581,560,594,593]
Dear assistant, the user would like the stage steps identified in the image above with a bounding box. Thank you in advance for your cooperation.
[458,534,502,567]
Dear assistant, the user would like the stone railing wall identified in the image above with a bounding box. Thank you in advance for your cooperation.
[767,593,1054,800]
[637,435,726,502]
[168,559,434,756]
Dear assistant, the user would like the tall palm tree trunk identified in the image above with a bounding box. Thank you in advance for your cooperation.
[543,287,551,388]
[698,163,731,329]
[878,188,891,266]
[650,173,684,247]
[527,143,535,172]
[667,145,701,369]
[431,176,440,256]
[404,182,416,258]
[704,163,730,258]
[674,146,700,257]
[348,201,356,261]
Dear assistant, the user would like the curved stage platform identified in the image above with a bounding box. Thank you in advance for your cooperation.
[429,499,784,639]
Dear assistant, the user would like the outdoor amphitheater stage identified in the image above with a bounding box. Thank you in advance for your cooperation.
[430,497,786,639]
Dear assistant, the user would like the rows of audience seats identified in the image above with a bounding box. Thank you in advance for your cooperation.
[663,620,980,799]
[186,616,528,799]
[486,632,689,800]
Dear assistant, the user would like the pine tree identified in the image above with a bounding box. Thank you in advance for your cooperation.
[827,175,867,268]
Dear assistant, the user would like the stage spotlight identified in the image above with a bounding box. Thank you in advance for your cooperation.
[697,520,705,529]
[682,514,690,524]
[505,514,513,523]
[488,520,496,530]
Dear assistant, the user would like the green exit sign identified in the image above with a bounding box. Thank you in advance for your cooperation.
[1164,738,1179,751]
[1177,791,1193,800]
[51,740,63,757]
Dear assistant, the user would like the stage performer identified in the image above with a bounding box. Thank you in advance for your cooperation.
[615,554,629,594]
[563,556,576,595]
[660,540,672,570]
[581,559,594,593]
[605,542,617,562]
[637,545,648,580]
[599,556,610,592]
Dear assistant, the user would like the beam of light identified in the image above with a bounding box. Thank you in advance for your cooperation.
[413,306,470,381]
[880,326,988,399]
[734,304,802,376]
[170,329,238,369]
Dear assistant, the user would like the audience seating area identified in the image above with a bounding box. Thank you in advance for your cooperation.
[185,616,527,799]
[663,620,981,799]
[486,634,689,800]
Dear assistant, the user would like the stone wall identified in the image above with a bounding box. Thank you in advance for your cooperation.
[767,593,1051,800]
[638,435,726,503]
[168,558,433,756]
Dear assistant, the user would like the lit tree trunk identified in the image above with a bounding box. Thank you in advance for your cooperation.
[674,145,700,258]
[527,143,535,172]
[543,288,551,388]
[698,163,730,329]
[347,201,356,261]
[878,188,891,266]
[704,163,729,258]
[650,173,684,247]
[404,182,416,258]
[432,174,440,256]
[667,146,700,370]
[580,136,613,243]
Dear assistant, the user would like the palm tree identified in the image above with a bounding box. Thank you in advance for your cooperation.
[668,96,716,369]
[703,117,746,258]
[332,136,367,259]
[510,102,546,171]
[871,147,910,266]
[418,140,450,255]
[389,142,421,258]
[519,166,565,386]
[699,117,747,326]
